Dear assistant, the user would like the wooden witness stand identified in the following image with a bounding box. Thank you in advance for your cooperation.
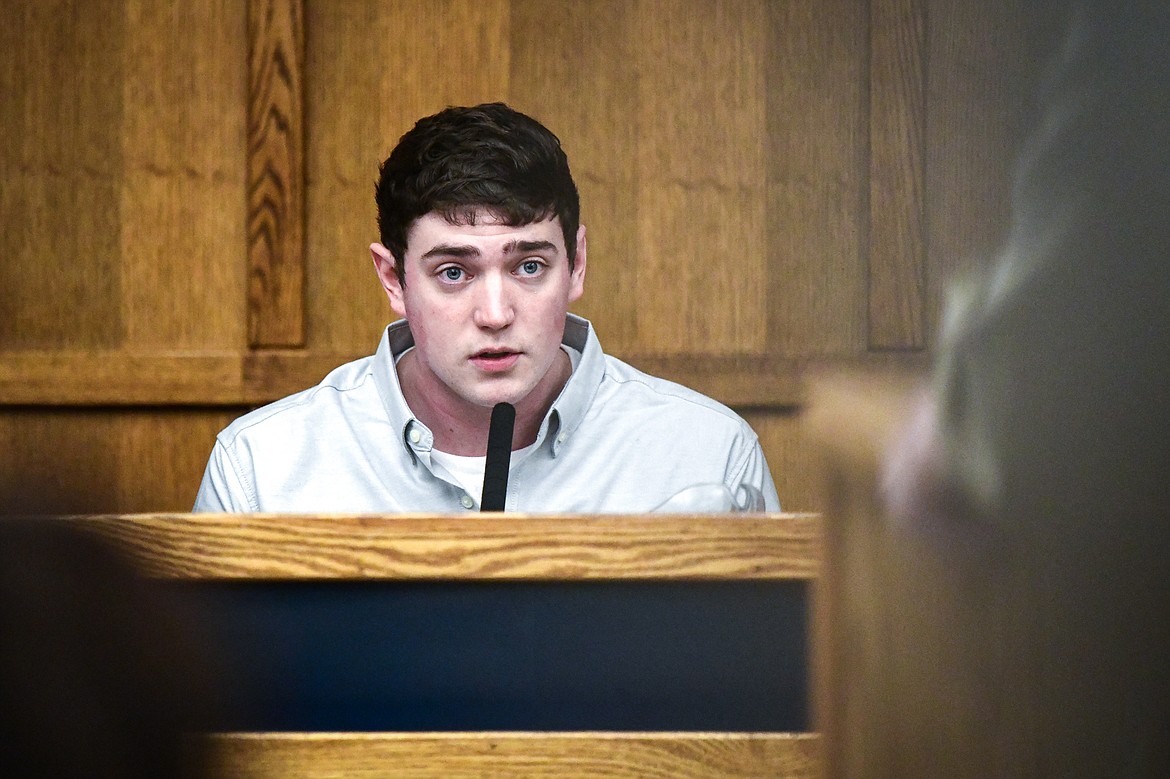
[72,513,823,779]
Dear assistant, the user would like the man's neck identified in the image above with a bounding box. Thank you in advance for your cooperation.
[397,349,572,456]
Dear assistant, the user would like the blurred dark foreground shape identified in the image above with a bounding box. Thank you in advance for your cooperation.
[0,513,227,779]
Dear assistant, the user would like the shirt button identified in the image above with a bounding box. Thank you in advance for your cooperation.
[409,429,422,444]
[460,494,474,509]
[556,432,566,444]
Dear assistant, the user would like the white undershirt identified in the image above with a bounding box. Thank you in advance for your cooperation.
[430,441,539,504]
[417,345,580,503]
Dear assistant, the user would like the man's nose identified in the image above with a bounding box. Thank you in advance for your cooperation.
[472,274,515,330]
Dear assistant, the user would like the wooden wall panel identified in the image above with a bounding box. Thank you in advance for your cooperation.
[302,1,388,352]
[743,409,823,513]
[0,0,125,349]
[247,0,306,348]
[119,0,247,350]
[868,0,926,351]
[629,0,769,355]
[115,409,240,511]
[923,0,1032,342]
[765,0,868,357]
[0,409,121,512]
[0,408,238,513]
[0,1,246,352]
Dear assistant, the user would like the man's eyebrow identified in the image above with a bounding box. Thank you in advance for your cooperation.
[419,239,558,261]
[502,239,558,255]
[420,243,481,260]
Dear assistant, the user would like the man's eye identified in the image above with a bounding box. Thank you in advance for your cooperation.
[441,267,464,281]
[520,260,542,276]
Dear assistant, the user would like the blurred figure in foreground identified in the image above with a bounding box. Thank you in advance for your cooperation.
[0,512,224,778]
[880,1,1170,775]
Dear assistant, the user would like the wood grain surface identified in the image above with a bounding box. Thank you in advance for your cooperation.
[207,731,821,779]
[247,0,306,347]
[868,0,927,350]
[923,0,1033,333]
[68,513,820,580]
[765,0,868,358]
[118,0,247,352]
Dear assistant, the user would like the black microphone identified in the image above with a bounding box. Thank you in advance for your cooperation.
[480,402,515,511]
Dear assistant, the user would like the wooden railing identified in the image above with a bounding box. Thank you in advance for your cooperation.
[208,731,819,779]
[68,513,820,581]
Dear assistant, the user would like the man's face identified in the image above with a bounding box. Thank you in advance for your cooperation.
[372,210,586,412]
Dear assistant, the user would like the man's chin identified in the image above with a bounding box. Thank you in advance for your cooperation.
[476,394,527,410]
[463,382,532,411]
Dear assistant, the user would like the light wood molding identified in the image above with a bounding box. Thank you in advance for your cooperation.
[0,351,928,408]
[0,351,357,406]
[207,731,821,779]
[67,513,820,580]
[246,0,306,347]
[0,351,802,407]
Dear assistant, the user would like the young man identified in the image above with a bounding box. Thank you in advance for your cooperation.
[194,103,779,512]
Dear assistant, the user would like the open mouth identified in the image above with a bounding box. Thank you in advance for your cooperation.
[471,350,520,372]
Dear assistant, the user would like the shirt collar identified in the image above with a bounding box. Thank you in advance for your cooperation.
[373,321,426,458]
[547,314,604,455]
[371,314,605,458]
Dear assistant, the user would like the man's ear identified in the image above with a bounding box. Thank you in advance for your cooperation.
[569,224,587,303]
[371,243,407,318]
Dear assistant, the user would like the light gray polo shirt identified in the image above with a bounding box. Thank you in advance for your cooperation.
[193,315,780,513]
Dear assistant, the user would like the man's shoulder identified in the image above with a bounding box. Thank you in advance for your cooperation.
[217,354,380,446]
[597,354,747,426]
